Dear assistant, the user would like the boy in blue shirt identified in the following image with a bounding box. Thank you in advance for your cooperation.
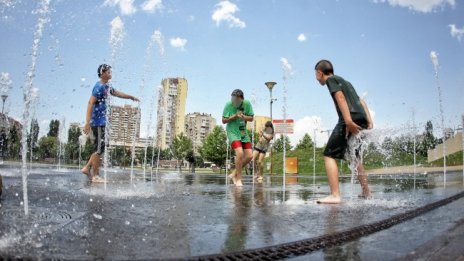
[314,60,373,203]
[81,64,139,183]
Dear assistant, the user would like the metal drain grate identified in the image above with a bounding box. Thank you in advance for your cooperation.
[1,209,74,221]
[187,190,464,261]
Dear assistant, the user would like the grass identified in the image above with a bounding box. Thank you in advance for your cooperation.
[428,150,463,167]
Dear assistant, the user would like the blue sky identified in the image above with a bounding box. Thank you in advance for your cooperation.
[0,0,463,145]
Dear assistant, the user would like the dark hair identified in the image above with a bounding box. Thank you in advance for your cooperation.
[231,89,244,99]
[314,60,334,75]
[98,64,112,77]
[265,121,274,132]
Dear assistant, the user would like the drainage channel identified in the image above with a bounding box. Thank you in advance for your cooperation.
[185,190,464,261]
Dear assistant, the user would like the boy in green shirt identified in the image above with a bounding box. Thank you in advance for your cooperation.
[222,89,254,187]
[314,60,374,204]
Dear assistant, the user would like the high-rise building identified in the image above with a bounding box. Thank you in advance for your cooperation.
[185,112,216,149]
[247,115,271,133]
[109,104,141,147]
[156,78,188,149]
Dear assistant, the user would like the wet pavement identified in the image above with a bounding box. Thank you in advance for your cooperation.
[0,163,463,260]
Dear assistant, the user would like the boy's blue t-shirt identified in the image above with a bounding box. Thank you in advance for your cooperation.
[90,81,115,127]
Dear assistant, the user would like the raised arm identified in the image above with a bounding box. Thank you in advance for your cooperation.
[84,96,97,135]
[360,99,373,129]
[113,90,139,102]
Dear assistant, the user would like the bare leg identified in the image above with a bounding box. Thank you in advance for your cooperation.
[357,163,371,198]
[81,153,98,178]
[317,156,342,204]
[251,150,259,173]
[242,148,253,166]
[257,153,265,180]
[234,148,244,187]
[92,154,101,178]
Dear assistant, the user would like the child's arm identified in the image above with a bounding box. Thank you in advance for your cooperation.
[83,96,97,135]
[222,114,238,124]
[334,91,362,136]
[360,99,373,129]
[238,113,254,122]
[113,90,139,102]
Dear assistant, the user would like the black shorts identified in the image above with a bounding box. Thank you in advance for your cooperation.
[323,119,368,160]
[92,126,105,155]
[254,147,266,154]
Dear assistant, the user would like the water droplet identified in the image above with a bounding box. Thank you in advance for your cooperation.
[125,221,130,225]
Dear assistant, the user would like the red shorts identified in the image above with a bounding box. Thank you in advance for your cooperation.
[231,140,252,150]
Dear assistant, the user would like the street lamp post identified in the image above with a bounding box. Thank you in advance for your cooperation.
[265,82,277,175]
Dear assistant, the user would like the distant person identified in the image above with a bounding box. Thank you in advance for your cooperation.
[252,121,274,182]
[81,64,139,183]
[314,59,373,204]
[222,89,254,187]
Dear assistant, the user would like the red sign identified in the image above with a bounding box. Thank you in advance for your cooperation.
[272,119,294,134]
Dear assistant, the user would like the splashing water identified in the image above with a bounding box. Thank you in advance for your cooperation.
[130,106,140,182]
[430,50,446,185]
[138,30,160,180]
[0,72,12,96]
[109,16,126,63]
[103,16,126,184]
[151,30,165,57]
[155,85,168,177]
[280,57,293,192]
[251,91,256,183]
[57,117,66,170]
[345,130,370,199]
[20,0,50,215]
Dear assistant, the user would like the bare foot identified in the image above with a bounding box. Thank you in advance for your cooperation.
[228,170,237,185]
[235,179,243,187]
[316,195,341,204]
[81,167,91,178]
[358,193,372,199]
[91,176,106,183]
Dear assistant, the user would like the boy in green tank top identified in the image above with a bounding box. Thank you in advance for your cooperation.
[222,89,254,187]
[314,60,374,204]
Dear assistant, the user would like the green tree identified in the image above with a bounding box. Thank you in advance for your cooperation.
[47,119,60,137]
[199,126,228,172]
[65,125,81,163]
[171,132,193,172]
[273,135,292,153]
[295,133,313,151]
[112,145,131,167]
[417,120,437,157]
[37,136,59,160]
[81,137,95,163]
[7,124,21,160]
[26,119,40,158]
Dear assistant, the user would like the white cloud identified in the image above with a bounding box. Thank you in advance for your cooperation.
[373,0,455,13]
[170,37,187,50]
[103,0,137,16]
[449,24,464,41]
[289,116,330,147]
[297,33,306,42]
[141,0,163,13]
[212,0,246,28]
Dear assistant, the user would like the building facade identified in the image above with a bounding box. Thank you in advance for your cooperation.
[247,115,271,134]
[156,78,188,149]
[185,112,216,149]
[109,104,141,147]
